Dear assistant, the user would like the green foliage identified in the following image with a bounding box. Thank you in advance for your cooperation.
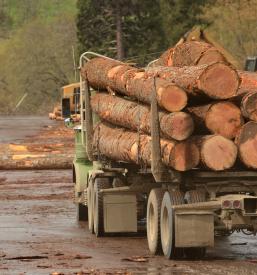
[77,0,168,65]
[0,0,78,114]
[201,0,257,67]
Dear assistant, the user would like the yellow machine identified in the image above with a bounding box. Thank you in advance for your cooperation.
[61,82,80,118]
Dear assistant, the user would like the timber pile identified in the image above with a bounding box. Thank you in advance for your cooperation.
[82,41,257,171]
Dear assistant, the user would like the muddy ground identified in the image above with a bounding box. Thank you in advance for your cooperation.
[1,116,257,275]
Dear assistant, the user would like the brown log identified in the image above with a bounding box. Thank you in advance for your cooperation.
[91,93,194,141]
[187,102,244,139]
[93,123,200,171]
[236,121,257,169]
[155,41,227,67]
[241,92,257,121]
[196,135,238,171]
[83,57,188,112]
[238,71,257,95]
[146,62,240,100]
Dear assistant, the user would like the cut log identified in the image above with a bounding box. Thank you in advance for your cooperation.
[83,57,188,112]
[238,71,257,95]
[195,135,238,171]
[91,93,194,141]
[153,48,174,66]
[241,92,257,121]
[172,41,227,67]
[188,102,244,139]
[146,62,240,100]
[93,123,200,171]
[236,121,257,169]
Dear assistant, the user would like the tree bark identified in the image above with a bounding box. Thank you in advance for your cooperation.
[83,57,188,112]
[93,123,200,171]
[91,93,194,141]
[154,41,227,67]
[241,92,257,121]
[146,62,240,100]
[194,135,238,171]
[187,102,244,139]
[115,0,124,60]
[236,121,257,169]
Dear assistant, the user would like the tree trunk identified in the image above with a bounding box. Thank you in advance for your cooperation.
[187,102,244,139]
[115,0,124,60]
[91,93,194,141]
[83,57,188,112]
[93,123,200,171]
[241,92,257,121]
[195,135,238,171]
[154,41,227,67]
[146,62,240,100]
[236,121,257,169]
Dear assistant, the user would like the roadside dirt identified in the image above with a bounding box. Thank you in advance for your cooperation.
[1,116,257,274]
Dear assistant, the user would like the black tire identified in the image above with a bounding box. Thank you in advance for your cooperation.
[147,188,165,255]
[76,203,88,221]
[184,190,207,259]
[93,178,111,237]
[87,178,95,233]
[160,190,184,259]
[185,190,207,204]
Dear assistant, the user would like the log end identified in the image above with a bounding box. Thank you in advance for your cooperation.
[198,49,227,66]
[241,92,257,121]
[201,135,237,171]
[158,85,188,112]
[171,140,200,171]
[161,112,194,141]
[206,102,244,139]
[236,121,257,169]
[198,62,239,99]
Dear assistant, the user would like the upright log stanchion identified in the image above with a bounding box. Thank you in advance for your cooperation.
[91,93,194,141]
[187,102,244,139]
[236,122,257,169]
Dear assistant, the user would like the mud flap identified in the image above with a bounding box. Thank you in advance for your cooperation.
[175,210,214,248]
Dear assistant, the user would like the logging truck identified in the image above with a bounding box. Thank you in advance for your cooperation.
[71,51,257,260]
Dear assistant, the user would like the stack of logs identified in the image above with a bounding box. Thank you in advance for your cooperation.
[82,41,257,172]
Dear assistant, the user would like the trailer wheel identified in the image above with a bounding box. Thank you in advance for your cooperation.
[185,190,206,204]
[87,178,94,233]
[76,203,88,221]
[161,190,184,259]
[93,178,111,237]
[147,188,165,255]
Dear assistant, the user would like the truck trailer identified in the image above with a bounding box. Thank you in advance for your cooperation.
[71,52,257,259]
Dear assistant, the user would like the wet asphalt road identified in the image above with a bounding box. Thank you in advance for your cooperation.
[1,117,257,274]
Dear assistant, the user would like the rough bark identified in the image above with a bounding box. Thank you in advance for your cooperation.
[238,71,257,95]
[194,135,238,171]
[146,62,240,100]
[155,41,227,67]
[93,123,200,171]
[187,102,244,139]
[236,121,257,169]
[83,57,188,112]
[91,93,194,141]
[241,92,257,121]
